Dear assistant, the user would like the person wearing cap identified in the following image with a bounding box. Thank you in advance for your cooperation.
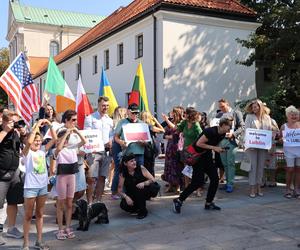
[217,99,245,193]
[118,153,160,219]
[84,96,114,203]
[114,103,146,166]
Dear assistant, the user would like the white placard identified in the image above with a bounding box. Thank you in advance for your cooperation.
[122,123,151,143]
[210,118,220,127]
[244,128,272,150]
[283,129,300,147]
[182,165,193,178]
[79,129,104,153]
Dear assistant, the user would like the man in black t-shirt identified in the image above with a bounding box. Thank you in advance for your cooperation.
[173,117,233,213]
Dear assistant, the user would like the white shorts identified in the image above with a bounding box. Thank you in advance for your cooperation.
[286,157,300,168]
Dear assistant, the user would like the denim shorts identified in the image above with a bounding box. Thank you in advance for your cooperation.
[24,186,48,198]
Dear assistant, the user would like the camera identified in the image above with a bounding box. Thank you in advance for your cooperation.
[14,120,26,129]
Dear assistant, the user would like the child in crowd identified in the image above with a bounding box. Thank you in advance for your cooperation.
[54,128,86,240]
[21,119,57,250]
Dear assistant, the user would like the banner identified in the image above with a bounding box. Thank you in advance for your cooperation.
[80,129,104,153]
[283,129,300,147]
[244,128,272,150]
[122,123,151,143]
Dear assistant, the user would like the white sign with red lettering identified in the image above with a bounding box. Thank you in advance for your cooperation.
[80,129,104,153]
[244,128,272,150]
[123,123,151,143]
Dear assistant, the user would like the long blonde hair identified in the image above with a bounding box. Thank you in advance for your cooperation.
[141,111,155,125]
[113,106,127,126]
[245,99,269,120]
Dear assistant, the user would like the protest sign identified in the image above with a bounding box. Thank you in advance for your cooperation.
[244,128,272,150]
[283,129,300,147]
[123,123,151,143]
[80,129,104,153]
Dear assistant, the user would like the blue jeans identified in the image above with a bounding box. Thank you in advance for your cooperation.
[111,141,122,193]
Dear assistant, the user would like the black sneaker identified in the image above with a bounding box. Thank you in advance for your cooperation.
[204,203,221,211]
[173,198,182,214]
[136,210,148,219]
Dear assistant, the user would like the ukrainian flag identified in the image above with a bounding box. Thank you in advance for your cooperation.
[99,67,119,116]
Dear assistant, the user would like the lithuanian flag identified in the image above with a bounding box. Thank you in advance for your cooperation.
[128,62,149,112]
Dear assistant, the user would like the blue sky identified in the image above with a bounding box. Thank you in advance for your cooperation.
[0,0,133,48]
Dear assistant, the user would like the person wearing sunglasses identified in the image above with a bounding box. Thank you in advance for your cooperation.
[114,103,146,166]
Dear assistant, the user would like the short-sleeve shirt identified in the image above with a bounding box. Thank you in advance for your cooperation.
[115,118,144,155]
[23,149,48,188]
[195,126,226,158]
[177,120,202,147]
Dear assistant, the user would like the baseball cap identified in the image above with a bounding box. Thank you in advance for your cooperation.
[128,103,140,113]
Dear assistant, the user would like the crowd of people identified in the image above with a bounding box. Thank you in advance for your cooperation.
[0,97,299,249]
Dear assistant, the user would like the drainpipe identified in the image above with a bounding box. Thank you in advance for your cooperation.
[152,14,158,118]
[60,25,63,52]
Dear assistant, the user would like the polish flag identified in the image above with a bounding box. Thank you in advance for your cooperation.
[76,75,94,129]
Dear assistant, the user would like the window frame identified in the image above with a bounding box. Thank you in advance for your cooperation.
[104,49,109,70]
[117,43,124,65]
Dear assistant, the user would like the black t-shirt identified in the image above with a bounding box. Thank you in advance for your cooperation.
[122,165,147,194]
[0,128,20,170]
[194,126,226,157]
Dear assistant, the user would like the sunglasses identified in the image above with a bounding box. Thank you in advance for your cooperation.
[131,112,139,115]
[71,118,77,122]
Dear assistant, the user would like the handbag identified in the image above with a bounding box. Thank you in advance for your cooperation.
[182,144,205,166]
[240,154,251,172]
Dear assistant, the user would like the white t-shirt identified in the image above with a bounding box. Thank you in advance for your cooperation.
[23,149,48,189]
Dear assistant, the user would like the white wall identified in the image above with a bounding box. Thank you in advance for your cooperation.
[159,11,259,117]
[35,10,259,119]
[35,16,155,112]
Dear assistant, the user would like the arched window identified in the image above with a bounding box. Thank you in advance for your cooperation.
[50,41,59,57]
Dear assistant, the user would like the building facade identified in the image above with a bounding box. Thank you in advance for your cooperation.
[33,0,259,117]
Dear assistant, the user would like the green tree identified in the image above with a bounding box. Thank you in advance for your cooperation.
[237,0,300,125]
[0,47,9,106]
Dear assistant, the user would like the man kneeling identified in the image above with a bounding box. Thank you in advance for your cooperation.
[118,153,160,219]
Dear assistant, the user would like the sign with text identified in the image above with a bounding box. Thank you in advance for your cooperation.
[283,129,300,147]
[80,129,104,153]
[123,123,151,143]
[244,128,272,150]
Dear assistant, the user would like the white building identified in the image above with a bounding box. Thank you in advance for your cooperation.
[33,0,260,117]
[6,0,104,75]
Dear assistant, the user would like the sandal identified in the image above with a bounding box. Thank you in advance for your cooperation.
[284,193,292,199]
[249,193,256,198]
[56,230,67,240]
[65,228,76,239]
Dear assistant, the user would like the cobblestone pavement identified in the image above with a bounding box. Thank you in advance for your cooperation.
[2,159,300,250]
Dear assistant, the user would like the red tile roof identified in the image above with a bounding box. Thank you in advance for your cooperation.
[34,0,255,78]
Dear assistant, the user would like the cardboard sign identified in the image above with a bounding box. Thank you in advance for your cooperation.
[244,128,272,150]
[79,129,104,153]
[283,129,300,147]
[123,123,151,143]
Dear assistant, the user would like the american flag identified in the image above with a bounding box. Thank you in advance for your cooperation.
[0,52,40,123]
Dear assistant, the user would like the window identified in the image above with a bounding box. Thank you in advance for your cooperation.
[61,70,65,79]
[136,34,143,58]
[104,50,109,70]
[117,43,124,65]
[93,55,98,74]
[50,41,59,57]
[76,63,80,80]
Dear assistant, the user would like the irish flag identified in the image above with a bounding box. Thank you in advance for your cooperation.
[76,75,93,129]
[44,57,76,113]
[128,62,149,112]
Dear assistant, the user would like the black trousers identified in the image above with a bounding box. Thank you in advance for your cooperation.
[120,183,160,213]
[179,156,219,203]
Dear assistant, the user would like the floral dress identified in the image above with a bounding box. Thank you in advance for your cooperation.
[162,127,184,186]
